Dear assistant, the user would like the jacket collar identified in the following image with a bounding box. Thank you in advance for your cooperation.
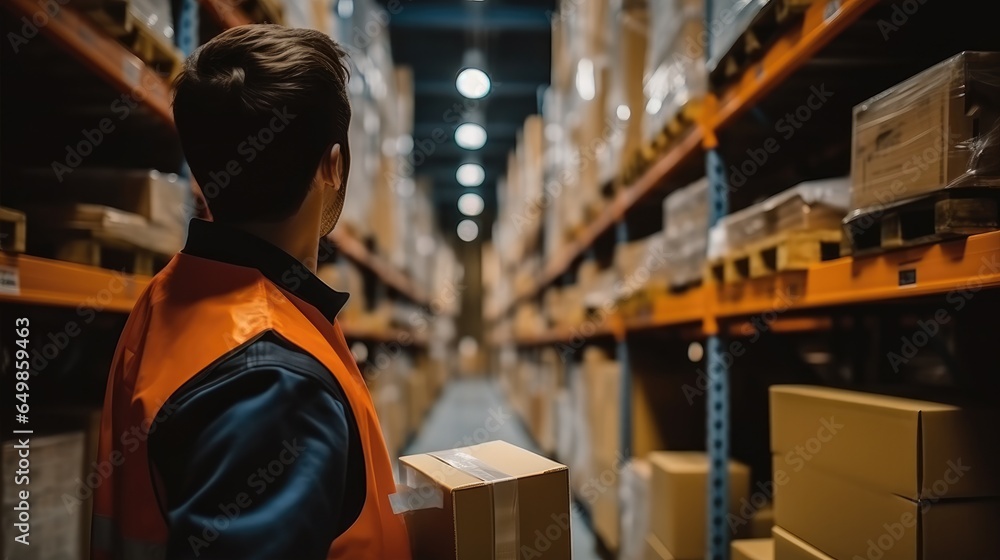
[181,219,349,322]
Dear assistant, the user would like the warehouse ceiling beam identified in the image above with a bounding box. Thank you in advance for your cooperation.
[388,6,552,31]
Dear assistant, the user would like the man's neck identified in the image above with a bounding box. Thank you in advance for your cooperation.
[231,222,319,273]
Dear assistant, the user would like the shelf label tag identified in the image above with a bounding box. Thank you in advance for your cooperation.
[899,269,917,286]
[0,265,20,295]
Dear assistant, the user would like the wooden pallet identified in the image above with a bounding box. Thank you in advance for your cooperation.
[28,204,181,275]
[0,207,27,253]
[709,228,842,283]
[125,21,184,78]
[844,189,1000,256]
[55,238,159,276]
[710,0,815,87]
[79,0,184,78]
[625,101,703,185]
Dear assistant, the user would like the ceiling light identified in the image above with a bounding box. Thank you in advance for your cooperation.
[458,192,485,216]
[576,59,595,101]
[456,68,491,99]
[337,0,354,18]
[455,123,487,150]
[457,220,479,242]
[616,104,631,121]
[396,134,413,155]
[456,163,485,187]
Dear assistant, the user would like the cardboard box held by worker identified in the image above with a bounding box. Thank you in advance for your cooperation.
[394,440,571,559]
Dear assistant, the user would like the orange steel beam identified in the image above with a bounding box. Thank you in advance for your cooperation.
[711,0,882,131]
[197,0,254,28]
[624,285,708,331]
[2,0,174,125]
[0,254,150,313]
[714,231,1000,318]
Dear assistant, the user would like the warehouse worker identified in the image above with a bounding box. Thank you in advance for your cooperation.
[91,25,411,560]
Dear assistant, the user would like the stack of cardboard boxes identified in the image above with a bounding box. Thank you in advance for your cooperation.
[645,452,751,560]
[770,385,1000,559]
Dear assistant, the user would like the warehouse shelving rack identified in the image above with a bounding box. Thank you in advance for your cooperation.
[491,0,1000,558]
[0,0,430,336]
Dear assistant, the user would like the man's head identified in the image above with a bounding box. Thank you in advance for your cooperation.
[173,25,352,235]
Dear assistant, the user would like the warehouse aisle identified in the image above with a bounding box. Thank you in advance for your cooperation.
[405,379,600,560]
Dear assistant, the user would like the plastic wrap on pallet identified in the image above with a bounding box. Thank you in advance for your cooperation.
[848,51,1000,220]
[706,0,771,73]
[643,0,706,144]
[130,0,174,45]
[719,177,850,254]
[707,221,728,261]
[770,177,851,232]
[663,177,709,287]
[601,1,649,184]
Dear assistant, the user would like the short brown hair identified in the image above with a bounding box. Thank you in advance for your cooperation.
[173,25,351,223]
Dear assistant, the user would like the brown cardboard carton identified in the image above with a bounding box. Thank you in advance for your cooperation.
[20,168,190,235]
[398,441,571,559]
[772,454,1000,560]
[644,532,676,560]
[771,527,833,560]
[744,505,774,540]
[648,452,751,560]
[769,385,1000,500]
[850,52,1000,213]
[731,538,774,560]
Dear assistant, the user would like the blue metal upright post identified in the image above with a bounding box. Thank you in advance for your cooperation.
[177,0,199,57]
[706,149,730,560]
[614,219,632,460]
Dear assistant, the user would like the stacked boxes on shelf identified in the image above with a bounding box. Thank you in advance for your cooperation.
[845,52,1000,252]
[663,178,709,289]
[770,386,1000,559]
[646,452,751,560]
[708,178,850,282]
[602,0,649,184]
[641,0,706,155]
[580,347,623,549]
[12,168,191,273]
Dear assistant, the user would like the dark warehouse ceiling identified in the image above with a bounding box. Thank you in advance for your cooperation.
[373,0,555,240]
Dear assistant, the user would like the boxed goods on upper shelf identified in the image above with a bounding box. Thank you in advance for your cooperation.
[18,168,191,242]
[663,177,709,289]
[849,51,1000,216]
[725,178,850,250]
[643,0,706,145]
[707,178,849,281]
[601,0,649,185]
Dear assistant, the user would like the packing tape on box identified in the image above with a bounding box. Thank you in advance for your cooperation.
[389,449,520,560]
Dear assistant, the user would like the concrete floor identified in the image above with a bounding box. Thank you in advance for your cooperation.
[403,378,601,560]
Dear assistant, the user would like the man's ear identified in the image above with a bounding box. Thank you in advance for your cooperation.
[325,144,344,191]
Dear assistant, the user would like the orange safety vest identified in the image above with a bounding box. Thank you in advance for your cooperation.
[91,252,412,560]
